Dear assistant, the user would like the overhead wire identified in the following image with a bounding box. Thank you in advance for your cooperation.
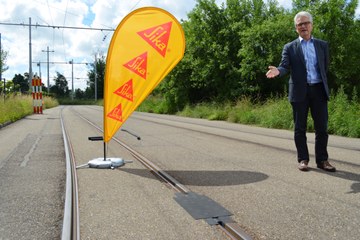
[46,0,54,26]
[45,0,56,54]
[129,0,142,12]
[61,0,70,62]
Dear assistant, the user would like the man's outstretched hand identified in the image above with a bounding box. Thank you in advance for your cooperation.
[266,66,280,78]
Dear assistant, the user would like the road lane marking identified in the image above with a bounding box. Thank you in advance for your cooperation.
[20,136,41,167]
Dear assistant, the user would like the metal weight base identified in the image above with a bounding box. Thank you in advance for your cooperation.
[87,158,132,169]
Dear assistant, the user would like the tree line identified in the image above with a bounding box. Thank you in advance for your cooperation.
[157,0,360,112]
[1,0,359,107]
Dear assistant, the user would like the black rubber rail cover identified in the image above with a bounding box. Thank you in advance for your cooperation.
[174,192,232,220]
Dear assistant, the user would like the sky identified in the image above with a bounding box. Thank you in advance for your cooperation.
[0,0,359,90]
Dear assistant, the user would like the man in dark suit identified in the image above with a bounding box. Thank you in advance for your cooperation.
[266,11,336,172]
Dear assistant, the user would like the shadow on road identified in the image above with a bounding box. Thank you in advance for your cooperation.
[312,168,360,194]
[120,168,269,186]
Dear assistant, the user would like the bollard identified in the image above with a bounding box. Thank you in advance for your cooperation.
[32,77,43,114]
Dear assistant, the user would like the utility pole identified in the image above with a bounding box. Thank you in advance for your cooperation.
[0,33,5,102]
[94,53,97,102]
[69,59,74,100]
[42,46,54,93]
[29,17,33,89]
[37,61,41,79]
[0,32,2,93]
[3,78,5,101]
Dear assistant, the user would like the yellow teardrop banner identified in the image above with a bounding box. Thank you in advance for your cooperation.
[103,7,185,142]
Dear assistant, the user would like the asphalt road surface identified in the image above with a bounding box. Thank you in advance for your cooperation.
[0,107,65,240]
[1,105,359,240]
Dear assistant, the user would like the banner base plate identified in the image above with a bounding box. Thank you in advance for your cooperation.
[87,158,132,169]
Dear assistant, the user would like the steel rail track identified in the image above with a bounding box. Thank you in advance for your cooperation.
[70,106,253,240]
[84,106,360,152]
[60,108,80,240]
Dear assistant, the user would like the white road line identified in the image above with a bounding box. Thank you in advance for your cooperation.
[20,136,41,167]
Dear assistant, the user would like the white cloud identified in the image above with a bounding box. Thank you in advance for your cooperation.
[277,0,292,9]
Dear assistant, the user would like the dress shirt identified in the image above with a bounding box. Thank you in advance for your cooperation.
[299,36,322,84]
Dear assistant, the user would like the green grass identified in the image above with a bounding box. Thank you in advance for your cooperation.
[328,87,360,138]
[136,95,172,114]
[138,89,360,138]
[177,98,294,129]
[0,94,59,125]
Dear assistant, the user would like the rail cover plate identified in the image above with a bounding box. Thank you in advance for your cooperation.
[174,192,232,220]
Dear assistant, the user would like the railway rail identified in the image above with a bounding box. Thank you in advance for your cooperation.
[60,108,80,240]
[60,106,254,240]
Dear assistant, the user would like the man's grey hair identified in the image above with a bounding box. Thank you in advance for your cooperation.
[294,11,313,27]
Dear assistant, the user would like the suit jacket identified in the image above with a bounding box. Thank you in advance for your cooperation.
[277,38,330,102]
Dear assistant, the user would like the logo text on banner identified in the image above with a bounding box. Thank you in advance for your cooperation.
[107,104,123,122]
[123,52,148,80]
[113,79,134,102]
[137,22,172,57]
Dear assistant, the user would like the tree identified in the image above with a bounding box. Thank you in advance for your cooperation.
[1,40,9,76]
[5,80,14,93]
[163,0,236,108]
[314,0,360,95]
[239,13,294,97]
[87,55,106,99]
[74,88,85,99]
[50,72,69,97]
[1,38,9,95]
[163,0,291,108]
[12,74,29,93]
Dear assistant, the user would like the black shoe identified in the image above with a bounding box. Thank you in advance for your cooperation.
[317,161,336,172]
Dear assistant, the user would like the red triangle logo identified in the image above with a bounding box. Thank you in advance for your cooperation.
[137,22,172,57]
[114,79,134,102]
[107,104,123,122]
[123,52,147,79]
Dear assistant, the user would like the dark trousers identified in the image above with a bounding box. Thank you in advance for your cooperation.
[291,84,329,163]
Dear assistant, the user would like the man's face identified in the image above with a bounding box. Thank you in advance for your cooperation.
[295,16,313,40]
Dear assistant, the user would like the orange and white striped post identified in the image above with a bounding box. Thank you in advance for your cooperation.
[32,77,43,114]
